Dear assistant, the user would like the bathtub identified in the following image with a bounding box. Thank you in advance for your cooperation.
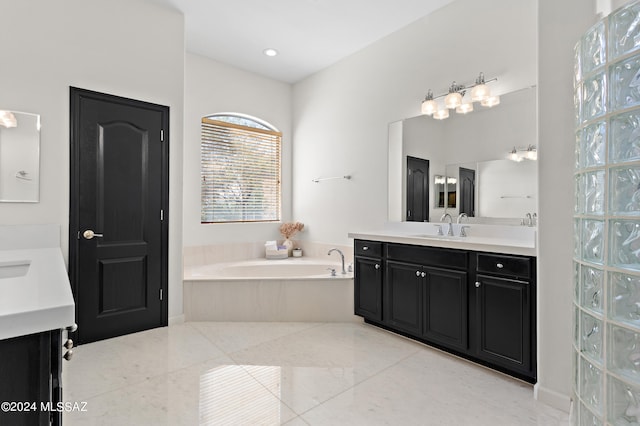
[183,258,358,322]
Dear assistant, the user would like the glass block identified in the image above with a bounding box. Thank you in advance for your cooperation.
[610,110,640,164]
[608,375,640,424]
[610,272,640,326]
[580,402,603,426]
[575,262,582,303]
[576,304,581,347]
[609,324,640,381]
[582,311,603,362]
[583,219,605,265]
[611,54,640,111]
[610,1,640,59]
[577,175,586,215]
[611,166,640,215]
[576,39,583,85]
[576,130,582,171]
[581,121,606,168]
[574,349,580,394]
[583,21,606,75]
[582,72,607,122]
[581,357,603,414]
[576,85,583,126]
[582,265,604,313]
[585,170,606,215]
[575,218,583,258]
[610,220,640,271]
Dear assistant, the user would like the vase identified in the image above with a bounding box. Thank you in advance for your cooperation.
[282,239,293,257]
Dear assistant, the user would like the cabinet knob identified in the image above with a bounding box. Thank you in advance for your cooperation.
[63,350,74,361]
[64,339,74,350]
[496,263,504,269]
[363,246,369,251]
[416,271,421,277]
[475,281,481,288]
[375,264,380,270]
[421,272,426,278]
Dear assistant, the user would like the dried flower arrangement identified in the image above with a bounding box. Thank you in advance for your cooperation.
[279,221,304,239]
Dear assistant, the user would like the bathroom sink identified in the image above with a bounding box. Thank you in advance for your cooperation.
[0,260,31,279]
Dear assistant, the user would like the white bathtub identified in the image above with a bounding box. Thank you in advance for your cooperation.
[185,258,353,280]
[183,258,357,322]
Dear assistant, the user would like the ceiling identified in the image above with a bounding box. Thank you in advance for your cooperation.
[146,0,455,83]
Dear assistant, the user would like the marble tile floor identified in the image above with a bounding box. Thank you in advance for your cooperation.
[63,321,570,425]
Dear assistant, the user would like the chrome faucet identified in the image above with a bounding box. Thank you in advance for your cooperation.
[440,213,454,236]
[457,213,468,224]
[328,248,346,274]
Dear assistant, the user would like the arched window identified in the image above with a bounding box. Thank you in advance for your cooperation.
[201,113,281,223]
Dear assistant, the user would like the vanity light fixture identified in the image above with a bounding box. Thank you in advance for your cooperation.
[508,145,537,162]
[420,72,499,120]
[0,110,17,128]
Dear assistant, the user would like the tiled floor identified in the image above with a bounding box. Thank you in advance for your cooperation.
[63,321,570,425]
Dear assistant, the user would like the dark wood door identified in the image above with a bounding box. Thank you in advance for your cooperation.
[474,274,531,373]
[384,261,422,336]
[423,267,468,351]
[354,257,383,321]
[406,156,429,222]
[69,88,169,344]
[459,167,475,217]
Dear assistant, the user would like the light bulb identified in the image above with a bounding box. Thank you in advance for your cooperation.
[526,146,538,160]
[508,147,522,162]
[456,103,474,114]
[471,84,490,102]
[433,108,449,120]
[421,99,438,115]
[444,92,462,109]
[481,95,501,107]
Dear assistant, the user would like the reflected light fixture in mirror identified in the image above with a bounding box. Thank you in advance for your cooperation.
[508,145,537,162]
[420,72,499,120]
[0,111,17,128]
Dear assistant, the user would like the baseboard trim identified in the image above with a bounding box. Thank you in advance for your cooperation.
[168,314,185,326]
[534,383,572,413]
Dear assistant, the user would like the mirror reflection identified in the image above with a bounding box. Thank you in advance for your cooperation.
[388,86,537,224]
[0,110,40,202]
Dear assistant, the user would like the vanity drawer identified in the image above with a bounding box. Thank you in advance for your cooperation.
[355,240,383,258]
[386,244,467,270]
[477,253,531,279]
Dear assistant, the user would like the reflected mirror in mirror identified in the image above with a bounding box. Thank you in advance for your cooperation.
[388,86,537,223]
[0,110,40,202]
[434,175,456,208]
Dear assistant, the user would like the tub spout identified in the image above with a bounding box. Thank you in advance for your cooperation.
[328,248,346,274]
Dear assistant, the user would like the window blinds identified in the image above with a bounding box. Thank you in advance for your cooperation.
[201,118,281,223]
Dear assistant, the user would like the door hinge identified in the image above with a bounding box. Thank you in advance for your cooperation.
[160,289,163,300]
[160,209,164,221]
[160,129,164,142]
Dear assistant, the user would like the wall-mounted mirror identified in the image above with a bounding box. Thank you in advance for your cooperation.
[388,86,537,223]
[0,110,40,202]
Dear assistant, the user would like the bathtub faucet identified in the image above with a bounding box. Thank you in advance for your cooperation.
[328,248,346,275]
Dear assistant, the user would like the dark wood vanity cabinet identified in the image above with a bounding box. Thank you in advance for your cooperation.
[472,253,536,378]
[0,329,64,426]
[354,240,383,321]
[353,239,536,383]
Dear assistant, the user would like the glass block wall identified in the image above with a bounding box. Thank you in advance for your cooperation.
[574,1,640,424]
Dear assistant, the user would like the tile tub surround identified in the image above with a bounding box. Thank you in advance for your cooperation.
[183,242,356,322]
[63,322,570,425]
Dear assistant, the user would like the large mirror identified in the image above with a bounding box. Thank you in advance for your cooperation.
[388,86,537,223]
[0,110,40,202]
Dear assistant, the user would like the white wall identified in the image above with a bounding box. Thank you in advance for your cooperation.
[292,0,537,245]
[477,159,537,218]
[537,0,598,411]
[182,53,292,247]
[0,0,185,320]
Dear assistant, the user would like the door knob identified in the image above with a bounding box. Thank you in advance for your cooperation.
[83,230,104,239]
[374,264,380,270]
[416,271,421,277]
[475,281,481,288]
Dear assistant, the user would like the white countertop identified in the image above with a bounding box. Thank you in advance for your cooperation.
[349,222,537,256]
[0,248,75,340]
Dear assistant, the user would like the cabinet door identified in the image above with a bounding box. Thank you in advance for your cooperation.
[423,267,468,351]
[474,274,531,374]
[385,261,422,336]
[354,257,383,321]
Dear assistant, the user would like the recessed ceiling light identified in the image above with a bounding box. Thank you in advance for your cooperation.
[263,48,278,57]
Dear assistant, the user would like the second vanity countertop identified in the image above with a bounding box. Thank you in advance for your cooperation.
[348,222,537,256]
[0,247,75,340]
